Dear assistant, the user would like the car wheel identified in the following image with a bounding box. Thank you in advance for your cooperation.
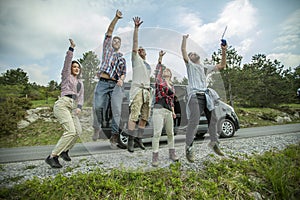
[118,130,128,148]
[219,119,235,138]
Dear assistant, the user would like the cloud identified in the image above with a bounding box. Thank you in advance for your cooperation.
[267,53,300,68]
[218,0,257,36]
[270,9,300,69]
[236,38,254,56]
[1,0,299,86]
[22,64,57,86]
[175,0,257,56]
[0,0,109,60]
[274,9,300,52]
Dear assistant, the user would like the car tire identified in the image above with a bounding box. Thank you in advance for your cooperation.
[118,130,128,148]
[219,118,235,138]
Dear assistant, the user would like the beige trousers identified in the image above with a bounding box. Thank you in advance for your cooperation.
[152,108,175,152]
[52,96,82,156]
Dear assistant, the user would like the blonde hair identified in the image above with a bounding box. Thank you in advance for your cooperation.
[163,68,173,85]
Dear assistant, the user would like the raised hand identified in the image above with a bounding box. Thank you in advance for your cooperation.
[159,50,166,57]
[133,17,143,28]
[220,43,228,50]
[69,39,76,48]
[116,9,123,19]
[183,34,189,40]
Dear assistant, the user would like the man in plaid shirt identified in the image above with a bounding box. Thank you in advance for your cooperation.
[92,10,126,150]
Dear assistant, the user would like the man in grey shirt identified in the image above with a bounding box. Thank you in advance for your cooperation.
[181,34,227,162]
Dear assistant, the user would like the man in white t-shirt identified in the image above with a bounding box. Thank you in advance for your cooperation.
[127,17,152,153]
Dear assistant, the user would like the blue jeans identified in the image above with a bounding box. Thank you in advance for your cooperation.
[93,80,123,135]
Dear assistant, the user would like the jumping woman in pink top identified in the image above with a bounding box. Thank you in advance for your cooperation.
[45,39,84,168]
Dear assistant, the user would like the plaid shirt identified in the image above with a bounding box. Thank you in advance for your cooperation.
[154,63,174,110]
[98,34,126,80]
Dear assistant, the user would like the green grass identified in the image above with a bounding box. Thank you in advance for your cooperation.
[280,103,300,109]
[235,106,300,128]
[1,143,299,200]
[0,120,66,148]
[30,97,57,109]
[0,119,85,148]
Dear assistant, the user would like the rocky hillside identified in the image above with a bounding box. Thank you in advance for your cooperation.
[18,106,300,133]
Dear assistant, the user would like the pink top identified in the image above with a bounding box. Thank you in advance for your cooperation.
[60,48,84,108]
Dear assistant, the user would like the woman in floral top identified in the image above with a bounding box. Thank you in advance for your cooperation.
[152,50,179,167]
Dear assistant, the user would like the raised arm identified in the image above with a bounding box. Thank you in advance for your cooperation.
[158,50,166,64]
[132,17,143,52]
[155,50,166,81]
[106,10,122,37]
[62,39,76,78]
[69,38,76,48]
[215,43,227,70]
[181,34,189,64]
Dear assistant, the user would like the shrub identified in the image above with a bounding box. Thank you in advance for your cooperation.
[0,97,32,136]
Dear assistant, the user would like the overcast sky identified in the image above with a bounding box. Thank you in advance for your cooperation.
[0,0,299,85]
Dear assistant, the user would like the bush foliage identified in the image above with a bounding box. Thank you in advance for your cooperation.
[0,97,32,136]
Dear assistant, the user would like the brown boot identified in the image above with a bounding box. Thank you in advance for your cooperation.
[127,136,134,153]
[169,149,179,162]
[135,128,145,150]
[110,134,119,149]
[152,152,159,167]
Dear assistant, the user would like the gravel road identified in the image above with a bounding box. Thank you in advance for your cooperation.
[1,132,299,188]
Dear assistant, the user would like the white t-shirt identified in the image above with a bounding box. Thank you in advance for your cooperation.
[129,52,152,105]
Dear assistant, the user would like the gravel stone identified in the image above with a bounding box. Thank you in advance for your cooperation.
[0,132,299,188]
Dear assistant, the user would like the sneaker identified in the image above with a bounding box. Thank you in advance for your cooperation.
[110,134,119,149]
[60,150,71,161]
[92,128,100,141]
[185,145,195,163]
[45,155,62,168]
[208,141,225,156]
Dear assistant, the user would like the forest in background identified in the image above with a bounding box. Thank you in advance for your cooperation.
[1,46,299,136]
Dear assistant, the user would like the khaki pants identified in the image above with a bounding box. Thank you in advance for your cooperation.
[129,89,151,122]
[152,108,174,152]
[52,96,82,156]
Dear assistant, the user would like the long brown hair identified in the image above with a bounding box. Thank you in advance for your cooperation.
[72,60,82,78]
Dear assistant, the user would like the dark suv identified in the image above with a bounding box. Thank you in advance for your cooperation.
[100,82,239,147]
